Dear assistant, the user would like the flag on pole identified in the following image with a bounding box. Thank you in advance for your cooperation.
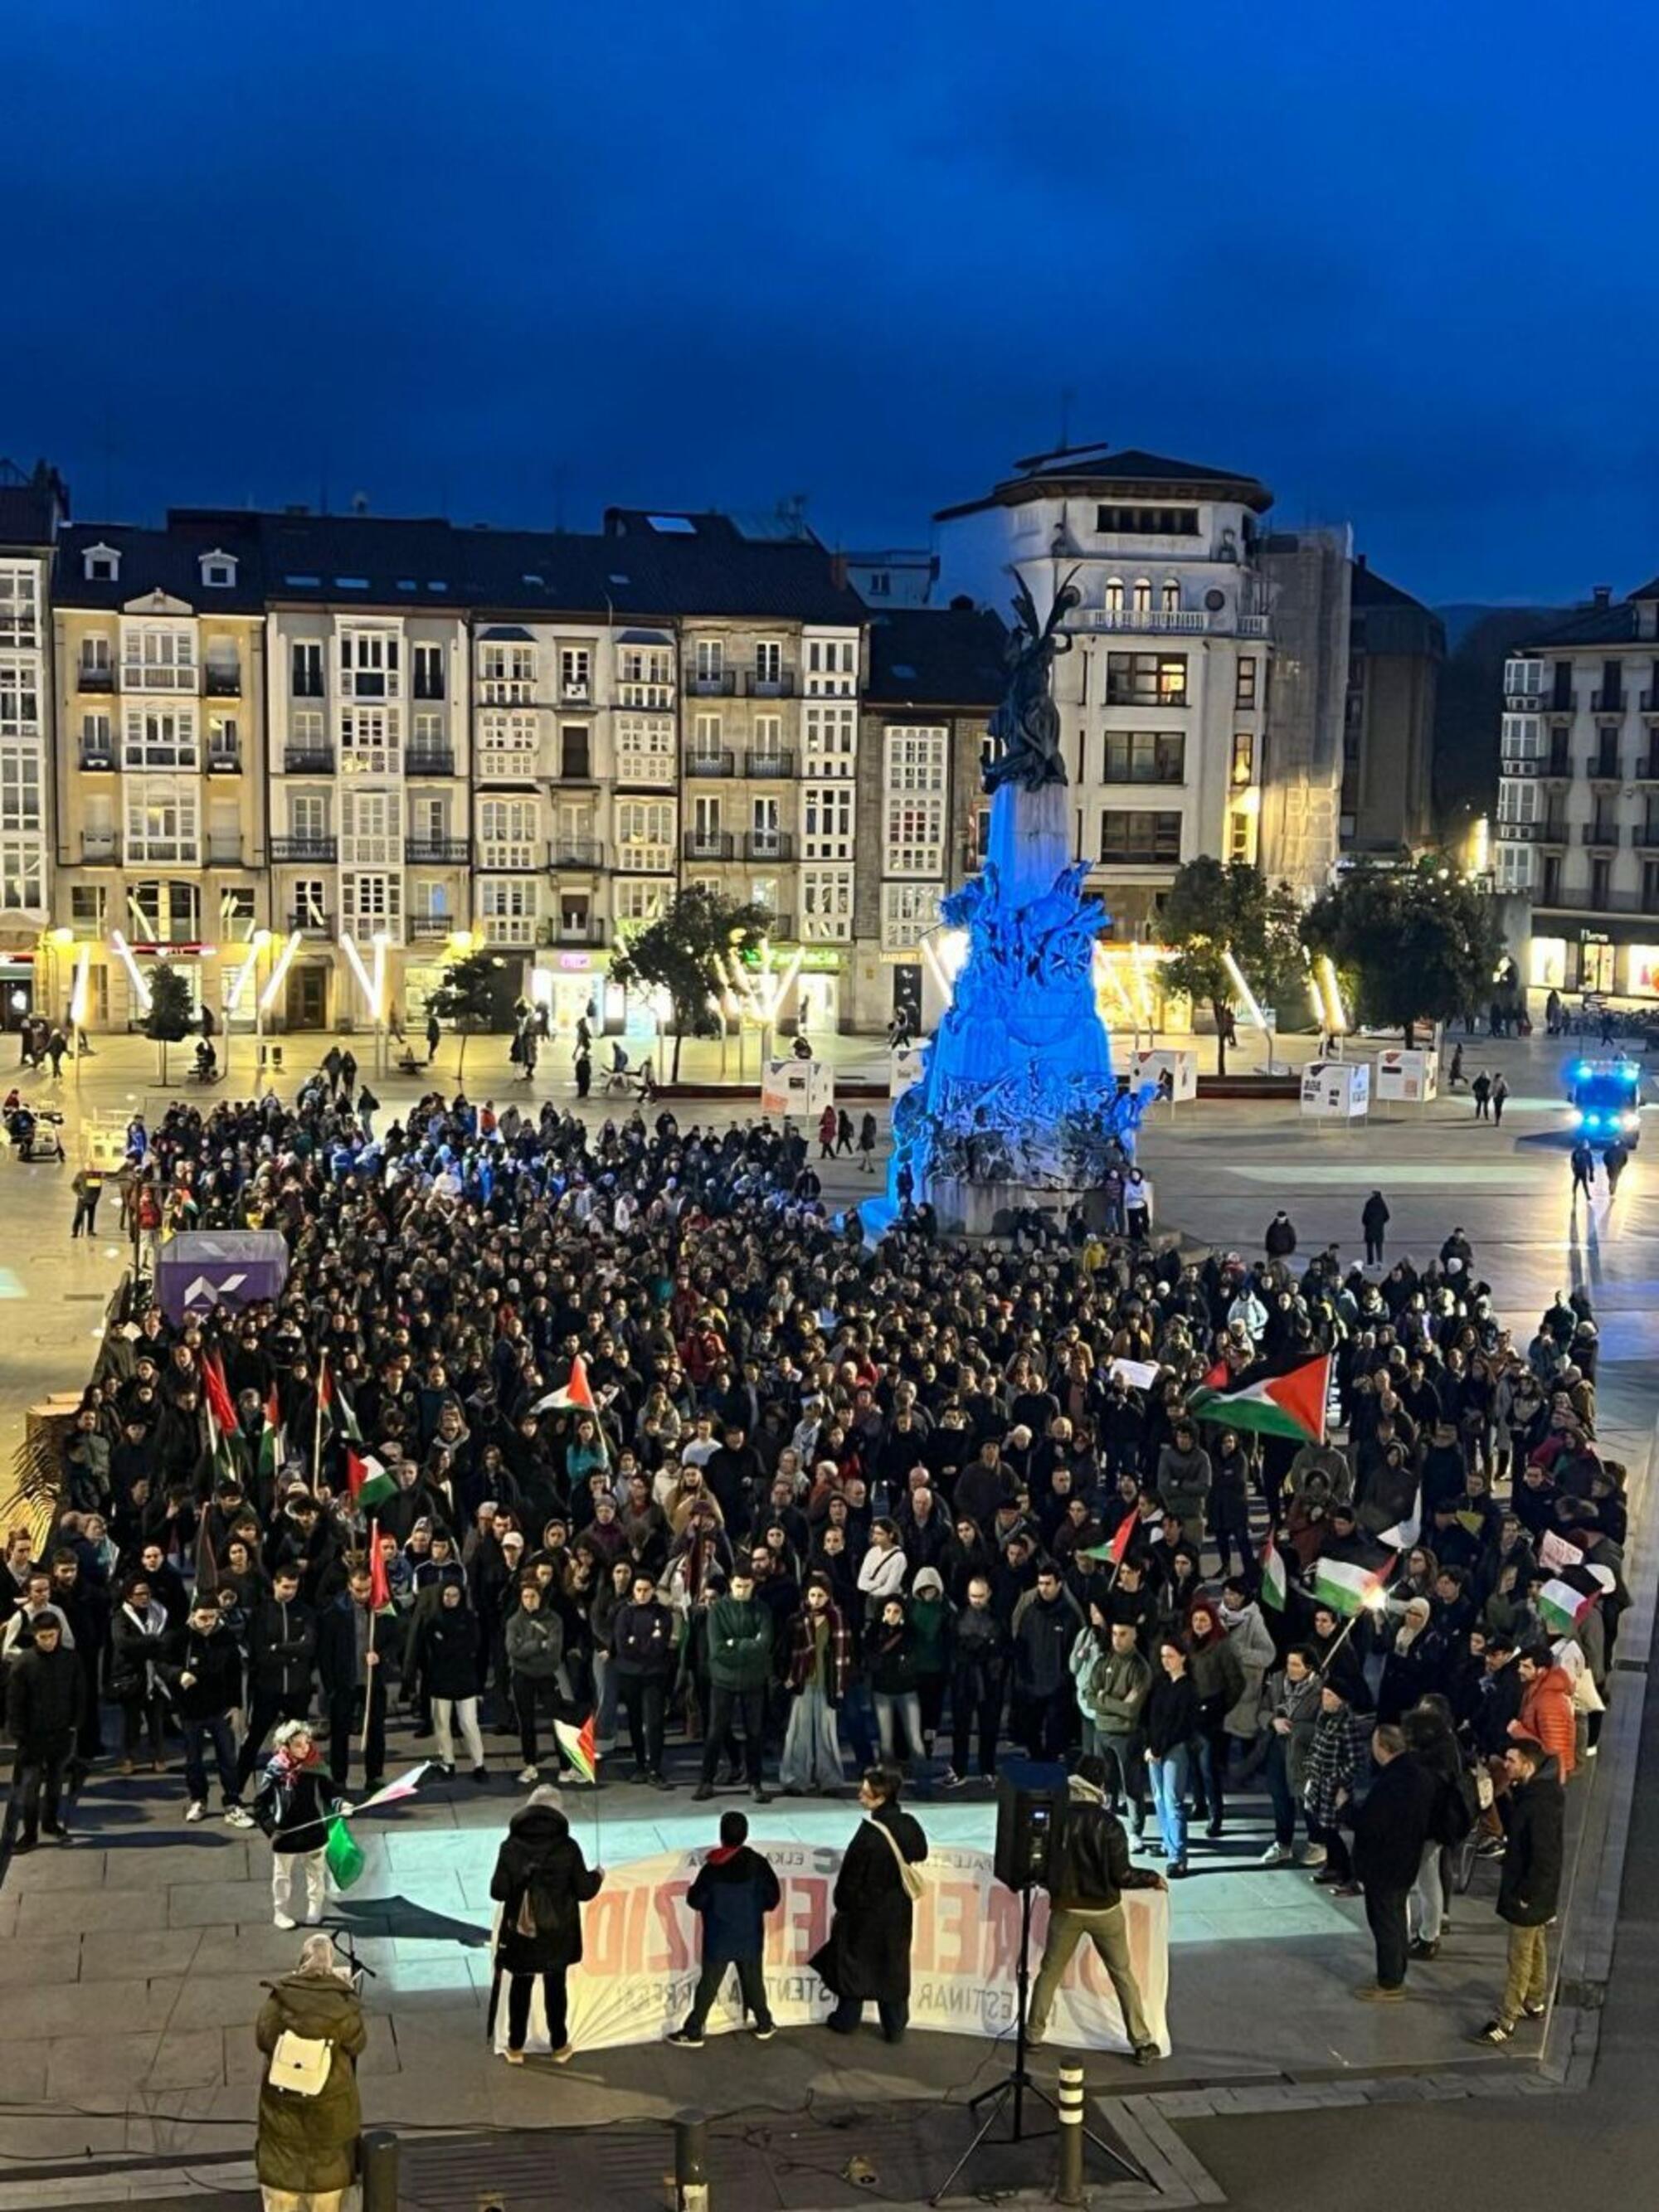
[192,1506,221,1599]
[1081,1508,1139,1568]
[324,1814,367,1890]
[554,1712,599,1785]
[199,1350,243,1489]
[1259,1535,1288,1612]
[346,1762,432,1816]
[257,1383,285,1492]
[1379,1488,1422,1553]
[318,1358,362,1445]
[1187,1354,1331,1445]
[348,1449,397,1515]
[367,1521,393,1614]
[1311,1552,1395,1619]
[1536,1578,1595,1636]
[537,1354,608,1464]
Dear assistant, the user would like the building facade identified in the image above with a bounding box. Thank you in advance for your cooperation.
[934,445,1276,936]
[1497,578,1659,997]
[0,462,65,1020]
[51,519,268,1031]
[1342,555,1443,856]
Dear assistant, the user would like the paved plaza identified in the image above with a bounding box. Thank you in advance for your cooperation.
[0,1019,1650,2205]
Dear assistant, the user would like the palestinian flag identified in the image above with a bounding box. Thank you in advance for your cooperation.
[348,1449,397,1516]
[199,1350,243,1489]
[1536,1578,1595,1636]
[554,1712,599,1786]
[1379,1487,1422,1553]
[257,1383,286,1492]
[1259,1535,1288,1612]
[1081,1507,1138,1568]
[318,1354,362,1446]
[1311,1552,1395,1619]
[324,1814,366,1892]
[367,1520,396,1615]
[546,1354,608,1464]
[1187,1353,1330,1446]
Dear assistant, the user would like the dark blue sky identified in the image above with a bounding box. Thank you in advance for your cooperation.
[8,1,1656,602]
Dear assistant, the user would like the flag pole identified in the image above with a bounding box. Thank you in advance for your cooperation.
[360,1515,381,1767]
[1317,1558,1397,1675]
[313,1348,328,1495]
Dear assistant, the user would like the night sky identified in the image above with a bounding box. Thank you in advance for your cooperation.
[8,0,1656,603]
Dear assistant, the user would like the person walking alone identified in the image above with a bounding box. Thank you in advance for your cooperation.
[70,1163,105,1240]
[1571,1140,1597,1202]
[5,1614,80,1850]
[1361,1190,1390,1266]
[857,1112,878,1175]
[1603,1140,1629,1199]
[1024,1756,1164,2061]
[489,1784,604,2064]
[1491,1072,1510,1126]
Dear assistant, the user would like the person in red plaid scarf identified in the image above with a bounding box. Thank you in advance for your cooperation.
[779,1573,850,1795]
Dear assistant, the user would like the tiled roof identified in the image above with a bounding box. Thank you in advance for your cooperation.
[1520,604,1642,650]
[865,605,1008,708]
[55,521,265,611]
[937,445,1273,522]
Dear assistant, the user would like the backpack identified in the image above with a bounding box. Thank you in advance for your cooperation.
[1431,1771,1475,1848]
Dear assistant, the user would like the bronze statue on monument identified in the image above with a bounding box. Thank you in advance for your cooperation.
[982,571,1082,795]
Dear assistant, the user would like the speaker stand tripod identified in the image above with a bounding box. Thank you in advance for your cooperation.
[930,1883,1142,2204]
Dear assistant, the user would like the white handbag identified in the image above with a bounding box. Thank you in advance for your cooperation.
[268,2030,333,2097]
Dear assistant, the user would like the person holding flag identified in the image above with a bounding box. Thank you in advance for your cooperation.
[488,1784,605,2065]
[318,1560,401,1793]
[252,1720,353,1929]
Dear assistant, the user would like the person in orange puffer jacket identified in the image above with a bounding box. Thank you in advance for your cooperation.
[1508,1648,1576,1778]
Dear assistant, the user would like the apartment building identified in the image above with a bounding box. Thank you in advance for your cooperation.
[51,518,267,1029]
[1497,577,1659,997]
[934,445,1275,936]
[857,604,1006,1028]
[1342,555,1443,856]
[0,462,64,1020]
[252,512,472,1031]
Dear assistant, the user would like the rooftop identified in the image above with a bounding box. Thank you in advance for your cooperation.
[865,603,1008,707]
[935,443,1274,523]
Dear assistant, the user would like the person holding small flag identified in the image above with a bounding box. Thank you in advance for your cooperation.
[319,1562,401,1793]
[253,1720,353,1929]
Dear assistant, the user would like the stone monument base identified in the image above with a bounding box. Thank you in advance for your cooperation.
[929,1175,1092,1240]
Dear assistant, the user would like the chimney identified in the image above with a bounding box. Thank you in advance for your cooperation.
[1592,583,1613,607]
[1355,552,1368,572]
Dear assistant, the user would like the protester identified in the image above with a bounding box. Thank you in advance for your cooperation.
[810,1764,928,2041]
[668,1808,782,2045]
[4,1613,80,1850]
[253,1721,352,1930]
[255,1932,367,2212]
[1350,1722,1438,2001]
[489,1784,605,2064]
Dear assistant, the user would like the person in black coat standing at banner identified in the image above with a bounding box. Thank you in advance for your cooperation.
[811,1764,928,2042]
[489,1787,605,2064]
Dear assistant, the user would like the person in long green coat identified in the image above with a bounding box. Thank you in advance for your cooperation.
[255,1934,368,2210]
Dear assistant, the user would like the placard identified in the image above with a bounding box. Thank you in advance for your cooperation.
[1374,1048,1438,1104]
[1133,1048,1199,1103]
[761,1057,834,1116]
[1300,1059,1370,1120]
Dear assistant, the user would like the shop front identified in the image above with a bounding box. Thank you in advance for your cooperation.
[530,947,617,1038]
[790,946,847,1037]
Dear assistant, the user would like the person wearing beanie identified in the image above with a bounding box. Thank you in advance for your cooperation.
[1025,1756,1164,2062]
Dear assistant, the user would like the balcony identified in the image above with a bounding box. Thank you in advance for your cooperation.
[203,666,241,698]
[744,829,795,863]
[687,749,736,778]
[289,910,334,935]
[687,667,736,697]
[207,838,243,868]
[1548,693,1578,717]
[78,741,114,771]
[1631,826,1659,848]
[1540,819,1569,845]
[1642,690,1659,717]
[406,746,456,778]
[555,752,597,785]
[122,662,197,693]
[1543,749,1574,780]
[1635,752,1659,781]
[75,663,114,693]
[408,916,457,943]
[271,834,338,863]
[284,744,335,775]
[207,748,242,775]
[405,836,469,865]
[1592,688,1627,714]
[80,832,118,863]
[548,839,604,869]
[1071,607,1272,639]
[684,829,735,861]
[745,667,796,698]
[745,748,795,778]
[1580,823,1623,847]
[538,916,608,947]
[1588,753,1623,784]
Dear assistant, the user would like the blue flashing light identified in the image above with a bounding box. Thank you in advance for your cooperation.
[1569,1107,1584,1127]
[1574,1061,1592,1080]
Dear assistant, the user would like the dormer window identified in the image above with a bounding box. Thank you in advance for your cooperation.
[199,550,237,589]
[84,543,120,584]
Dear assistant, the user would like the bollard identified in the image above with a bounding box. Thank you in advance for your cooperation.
[361,2128,400,2212]
[1055,2065,1085,2207]
[674,2107,711,2212]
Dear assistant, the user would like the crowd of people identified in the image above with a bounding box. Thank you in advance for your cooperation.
[0,1071,1630,2061]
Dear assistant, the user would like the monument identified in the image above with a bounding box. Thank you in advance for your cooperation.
[888,575,1146,1235]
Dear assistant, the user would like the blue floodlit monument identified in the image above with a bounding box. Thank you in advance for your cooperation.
[888,575,1146,1235]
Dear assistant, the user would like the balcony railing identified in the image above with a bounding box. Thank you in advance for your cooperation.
[1593,688,1627,713]
[289,910,334,935]
[78,741,114,771]
[745,749,795,778]
[538,916,608,947]
[556,752,596,783]
[1072,608,1272,639]
[687,750,736,777]
[560,681,591,706]
[408,916,456,943]
[271,835,338,863]
[1580,823,1623,845]
[1642,690,1659,716]
[204,666,241,698]
[745,667,795,698]
[76,664,114,693]
[81,832,118,862]
[548,839,604,869]
[405,836,470,865]
[1589,754,1623,781]
[1632,827,1659,848]
[687,668,736,697]
[1545,751,1573,777]
[684,829,734,860]
[284,744,335,775]
[744,829,795,862]
[1635,754,1659,781]
[207,749,243,775]
[1549,693,1578,715]
[406,746,456,778]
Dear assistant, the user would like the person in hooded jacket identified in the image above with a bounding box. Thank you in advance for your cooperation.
[810,1763,928,2041]
[421,1579,488,1781]
[489,1785,604,2064]
[255,1932,367,2212]
[1185,1599,1244,1840]
[504,1579,571,1786]
[667,1808,782,2045]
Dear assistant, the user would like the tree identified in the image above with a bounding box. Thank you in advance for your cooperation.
[1159,857,1305,1073]
[144,960,193,1083]
[427,950,499,1082]
[1301,861,1506,1047]
[610,884,771,1081]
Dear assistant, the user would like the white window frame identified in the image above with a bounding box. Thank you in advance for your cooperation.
[124,780,199,865]
[881,882,941,951]
[800,864,854,941]
[0,566,40,651]
[339,705,401,777]
[478,797,539,870]
[803,782,854,860]
[804,703,856,776]
[615,716,676,784]
[123,704,199,771]
[341,787,403,865]
[121,623,197,692]
[0,657,40,738]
